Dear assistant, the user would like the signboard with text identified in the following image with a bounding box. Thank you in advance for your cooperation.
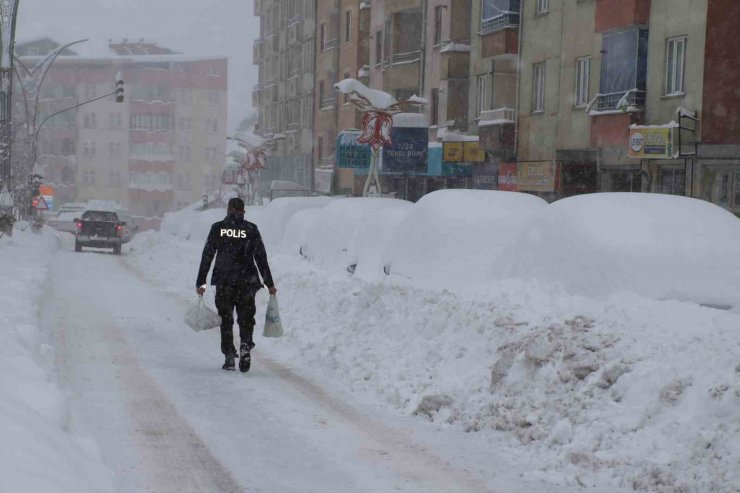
[498,163,518,192]
[517,161,558,192]
[628,126,674,159]
[463,141,486,162]
[382,127,428,174]
[443,142,463,162]
[336,131,371,169]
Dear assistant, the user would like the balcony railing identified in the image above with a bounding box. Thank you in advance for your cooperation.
[480,13,521,35]
[386,50,422,66]
[287,122,301,132]
[590,89,646,113]
[320,96,337,110]
[478,107,516,126]
[321,38,338,52]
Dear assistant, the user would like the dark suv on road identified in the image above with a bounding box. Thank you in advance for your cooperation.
[74,210,126,254]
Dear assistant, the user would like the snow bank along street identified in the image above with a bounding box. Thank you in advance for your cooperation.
[0,227,115,493]
[2,191,740,493]
[130,191,740,493]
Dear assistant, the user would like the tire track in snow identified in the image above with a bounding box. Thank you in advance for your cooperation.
[50,249,243,493]
[104,321,243,493]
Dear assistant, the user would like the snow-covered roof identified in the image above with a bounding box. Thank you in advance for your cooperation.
[392,112,429,128]
[440,42,471,53]
[629,121,679,129]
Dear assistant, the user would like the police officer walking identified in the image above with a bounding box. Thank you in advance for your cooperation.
[196,198,277,372]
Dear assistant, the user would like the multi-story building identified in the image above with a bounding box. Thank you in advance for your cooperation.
[253,0,316,194]
[18,39,227,229]
[311,0,371,195]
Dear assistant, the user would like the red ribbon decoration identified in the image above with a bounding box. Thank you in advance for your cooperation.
[357,111,394,150]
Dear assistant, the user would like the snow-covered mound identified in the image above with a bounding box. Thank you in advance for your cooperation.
[252,196,336,247]
[0,228,114,492]
[293,197,412,271]
[348,201,414,281]
[389,190,549,286]
[506,193,740,307]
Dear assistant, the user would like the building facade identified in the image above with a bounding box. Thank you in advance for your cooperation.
[18,40,227,230]
[253,0,316,194]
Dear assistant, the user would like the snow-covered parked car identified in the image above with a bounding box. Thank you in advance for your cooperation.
[283,197,413,271]
[388,189,549,286]
[505,193,740,307]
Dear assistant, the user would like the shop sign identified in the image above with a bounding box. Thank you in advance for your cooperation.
[517,161,557,192]
[383,127,428,173]
[39,185,55,210]
[336,131,371,169]
[628,126,674,159]
[498,163,518,191]
[314,168,334,194]
[443,142,463,162]
[463,142,486,162]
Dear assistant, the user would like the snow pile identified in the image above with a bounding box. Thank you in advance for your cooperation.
[389,190,549,286]
[290,197,412,272]
[348,201,414,281]
[124,194,740,492]
[252,196,336,247]
[506,193,740,307]
[0,229,114,492]
[334,78,397,110]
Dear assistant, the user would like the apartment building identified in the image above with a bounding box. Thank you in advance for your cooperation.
[253,0,316,192]
[18,39,227,230]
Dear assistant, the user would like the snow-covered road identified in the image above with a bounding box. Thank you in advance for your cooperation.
[43,238,503,493]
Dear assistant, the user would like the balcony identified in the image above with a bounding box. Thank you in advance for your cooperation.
[480,13,520,35]
[320,96,337,111]
[252,84,261,107]
[253,38,264,64]
[589,89,646,114]
[478,107,516,126]
[321,38,338,52]
[287,16,303,44]
[387,50,422,66]
[287,122,301,133]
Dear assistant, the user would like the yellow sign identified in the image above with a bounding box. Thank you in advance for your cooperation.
[463,142,486,162]
[443,142,463,162]
[628,127,674,159]
[517,161,558,192]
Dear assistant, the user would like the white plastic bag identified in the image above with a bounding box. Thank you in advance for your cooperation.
[263,294,284,338]
[185,297,221,332]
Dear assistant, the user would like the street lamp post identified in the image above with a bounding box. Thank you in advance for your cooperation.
[0,0,19,235]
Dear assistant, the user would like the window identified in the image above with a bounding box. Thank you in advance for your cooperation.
[318,137,323,160]
[434,6,443,46]
[345,10,352,43]
[343,73,350,104]
[598,27,649,110]
[319,80,325,105]
[665,36,687,96]
[661,168,686,196]
[478,74,493,114]
[536,0,549,14]
[320,23,326,51]
[375,30,383,65]
[575,56,591,107]
[532,62,546,113]
[431,88,439,125]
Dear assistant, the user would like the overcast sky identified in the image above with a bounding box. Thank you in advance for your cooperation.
[17,0,260,133]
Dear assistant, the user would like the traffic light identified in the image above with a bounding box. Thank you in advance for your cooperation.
[115,71,124,103]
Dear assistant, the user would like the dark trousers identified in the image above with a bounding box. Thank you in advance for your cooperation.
[215,285,257,357]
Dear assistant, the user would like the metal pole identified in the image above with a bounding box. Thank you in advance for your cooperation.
[0,0,20,191]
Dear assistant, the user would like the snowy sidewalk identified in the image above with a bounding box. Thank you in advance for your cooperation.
[0,228,115,493]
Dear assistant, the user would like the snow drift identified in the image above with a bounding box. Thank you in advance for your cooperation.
[389,190,549,286]
[505,193,740,307]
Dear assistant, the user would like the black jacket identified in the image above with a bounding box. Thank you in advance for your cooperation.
[196,214,274,289]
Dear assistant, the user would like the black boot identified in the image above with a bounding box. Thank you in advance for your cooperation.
[222,354,235,371]
[239,343,253,373]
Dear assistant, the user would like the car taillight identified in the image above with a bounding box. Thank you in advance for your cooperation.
[76,222,82,229]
